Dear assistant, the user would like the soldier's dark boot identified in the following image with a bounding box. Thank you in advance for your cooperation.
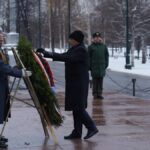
[97,95,104,99]
[0,141,8,149]
[0,136,8,142]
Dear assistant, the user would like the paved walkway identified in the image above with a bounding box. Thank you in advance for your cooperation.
[1,89,150,150]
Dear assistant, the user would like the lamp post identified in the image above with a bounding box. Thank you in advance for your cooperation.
[125,0,132,69]
[38,0,42,48]
[68,0,71,36]
[68,0,71,48]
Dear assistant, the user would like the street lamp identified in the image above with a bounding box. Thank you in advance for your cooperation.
[38,0,42,48]
[68,0,71,36]
[68,0,71,48]
[125,0,132,69]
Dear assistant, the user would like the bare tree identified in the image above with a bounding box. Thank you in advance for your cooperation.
[1,0,150,54]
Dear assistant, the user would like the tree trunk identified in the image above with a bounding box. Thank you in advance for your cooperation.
[131,40,135,67]
[87,14,91,45]
[141,36,146,64]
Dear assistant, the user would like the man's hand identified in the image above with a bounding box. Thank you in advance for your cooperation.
[22,69,32,77]
[36,48,45,53]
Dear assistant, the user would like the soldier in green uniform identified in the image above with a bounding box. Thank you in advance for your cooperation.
[88,32,109,99]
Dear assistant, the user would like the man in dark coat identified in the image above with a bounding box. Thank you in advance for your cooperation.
[0,53,32,148]
[88,32,109,99]
[37,30,98,140]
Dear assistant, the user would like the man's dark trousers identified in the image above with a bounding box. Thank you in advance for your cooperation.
[72,109,96,136]
[92,77,103,97]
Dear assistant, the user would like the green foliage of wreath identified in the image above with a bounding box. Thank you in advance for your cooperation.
[17,36,63,126]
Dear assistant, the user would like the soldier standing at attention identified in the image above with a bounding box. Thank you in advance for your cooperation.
[88,32,109,99]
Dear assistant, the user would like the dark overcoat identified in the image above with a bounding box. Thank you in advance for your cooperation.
[44,43,89,111]
[0,60,22,123]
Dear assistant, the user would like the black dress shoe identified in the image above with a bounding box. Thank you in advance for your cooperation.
[93,95,98,99]
[0,141,8,149]
[84,129,98,139]
[97,95,104,99]
[0,136,8,142]
[64,134,81,140]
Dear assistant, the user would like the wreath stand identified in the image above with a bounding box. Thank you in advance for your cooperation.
[0,49,58,144]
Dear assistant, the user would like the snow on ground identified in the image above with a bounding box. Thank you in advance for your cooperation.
[53,47,150,77]
[108,48,150,77]
[8,48,150,77]
[108,56,150,77]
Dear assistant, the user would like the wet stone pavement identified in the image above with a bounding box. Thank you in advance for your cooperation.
[1,89,150,150]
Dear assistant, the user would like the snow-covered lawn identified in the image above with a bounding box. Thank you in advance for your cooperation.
[8,48,150,77]
[109,56,150,77]
[108,47,150,77]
